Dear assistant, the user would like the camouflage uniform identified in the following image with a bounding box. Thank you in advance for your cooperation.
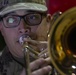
[0,46,24,75]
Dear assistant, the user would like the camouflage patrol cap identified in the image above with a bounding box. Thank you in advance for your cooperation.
[0,0,47,15]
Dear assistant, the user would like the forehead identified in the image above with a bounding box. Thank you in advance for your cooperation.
[7,10,41,15]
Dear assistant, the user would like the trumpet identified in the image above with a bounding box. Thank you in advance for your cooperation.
[48,7,76,75]
[19,7,76,75]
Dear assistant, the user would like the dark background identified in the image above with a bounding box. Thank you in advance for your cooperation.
[47,0,76,15]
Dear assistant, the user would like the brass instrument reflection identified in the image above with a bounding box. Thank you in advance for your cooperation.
[48,7,76,75]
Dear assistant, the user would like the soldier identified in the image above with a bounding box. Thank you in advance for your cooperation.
[0,0,52,75]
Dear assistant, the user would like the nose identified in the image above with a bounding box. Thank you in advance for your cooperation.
[18,19,31,34]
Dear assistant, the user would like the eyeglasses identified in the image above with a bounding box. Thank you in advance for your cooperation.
[1,13,46,28]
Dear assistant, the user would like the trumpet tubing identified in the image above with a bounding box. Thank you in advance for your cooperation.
[48,7,76,75]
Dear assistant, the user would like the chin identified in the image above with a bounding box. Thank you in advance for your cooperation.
[17,54,24,58]
[13,51,24,58]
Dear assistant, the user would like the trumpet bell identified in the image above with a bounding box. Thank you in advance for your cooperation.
[48,7,76,75]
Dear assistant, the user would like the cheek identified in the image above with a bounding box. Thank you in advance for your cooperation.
[31,26,39,32]
[3,32,13,42]
[29,26,38,40]
[35,24,48,40]
[1,28,16,42]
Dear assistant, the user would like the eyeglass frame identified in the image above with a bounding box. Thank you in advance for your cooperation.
[0,11,47,28]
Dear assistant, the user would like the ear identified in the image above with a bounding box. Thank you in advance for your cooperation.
[46,14,51,34]
[46,14,51,23]
[46,14,51,28]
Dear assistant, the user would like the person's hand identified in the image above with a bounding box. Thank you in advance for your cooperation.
[20,58,52,75]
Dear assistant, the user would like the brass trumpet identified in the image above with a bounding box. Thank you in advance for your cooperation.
[48,7,76,75]
[19,7,76,75]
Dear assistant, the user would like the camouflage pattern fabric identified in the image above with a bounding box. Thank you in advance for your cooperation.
[0,46,23,75]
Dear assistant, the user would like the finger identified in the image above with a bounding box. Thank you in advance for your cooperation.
[31,66,52,75]
[45,57,51,64]
[30,58,49,71]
